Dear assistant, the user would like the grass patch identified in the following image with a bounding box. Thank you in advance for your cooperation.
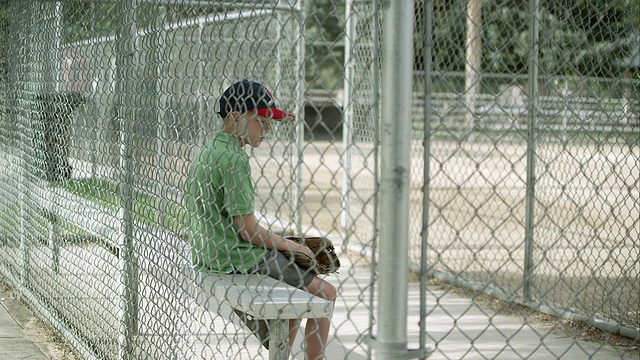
[0,203,83,241]
[55,178,188,234]
[0,204,21,242]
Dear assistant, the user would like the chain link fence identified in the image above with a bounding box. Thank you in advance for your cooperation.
[344,0,639,353]
[0,0,638,359]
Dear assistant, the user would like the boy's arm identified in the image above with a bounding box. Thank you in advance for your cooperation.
[234,213,315,258]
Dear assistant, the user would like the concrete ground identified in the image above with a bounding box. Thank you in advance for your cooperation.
[0,279,78,360]
[1,256,637,360]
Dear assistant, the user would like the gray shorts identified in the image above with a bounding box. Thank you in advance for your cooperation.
[251,250,314,289]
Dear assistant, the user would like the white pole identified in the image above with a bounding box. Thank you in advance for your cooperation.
[116,1,138,358]
[373,0,415,358]
[464,0,483,134]
[341,0,355,241]
[294,0,306,234]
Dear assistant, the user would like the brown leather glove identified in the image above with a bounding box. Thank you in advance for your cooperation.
[280,236,341,275]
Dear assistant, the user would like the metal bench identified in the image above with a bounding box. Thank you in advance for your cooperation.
[188,270,334,360]
[34,185,332,359]
[33,185,121,270]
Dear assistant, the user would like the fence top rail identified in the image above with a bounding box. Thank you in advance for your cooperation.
[61,6,286,48]
[420,92,635,108]
[42,0,295,11]
[414,71,640,85]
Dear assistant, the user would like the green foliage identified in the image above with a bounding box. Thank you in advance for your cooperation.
[61,1,218,44]
[305,0,346,90]
[416,0,468,73]
[62,1,118,44]
[0,0,8,83]
[539,0,633,77]
[418,0,636,78]
[483,2,529,74]
[57,178,188,234]
[6,0,634,93]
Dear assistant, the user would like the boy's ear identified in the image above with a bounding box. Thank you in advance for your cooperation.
[229,111,243,122]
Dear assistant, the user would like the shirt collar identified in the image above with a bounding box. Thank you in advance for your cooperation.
[214,131,243,151]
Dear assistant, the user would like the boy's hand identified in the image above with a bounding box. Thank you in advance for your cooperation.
[288,239,316,259]
[280,236,341,275]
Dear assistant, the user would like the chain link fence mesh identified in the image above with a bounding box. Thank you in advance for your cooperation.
[344,0,639,356]
[0,0,638,359]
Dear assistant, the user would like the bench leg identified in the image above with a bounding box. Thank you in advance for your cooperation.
[268,319,288,360]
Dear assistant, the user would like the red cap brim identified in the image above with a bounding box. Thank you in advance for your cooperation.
[256,107,294,120]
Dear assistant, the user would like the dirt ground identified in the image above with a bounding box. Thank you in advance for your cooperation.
[0,279,79,360]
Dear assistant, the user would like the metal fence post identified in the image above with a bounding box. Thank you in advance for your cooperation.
[368,0,426,359]
[17,1,34,288]
[294,0,306,234]
[116,1,139,358]
[155,6,167,228]
[341,0,355,243]
[53,1,62,93]
[370,3,382,360]
[420,0,435,357]
[523,0,540,301]
[464,0,483,133]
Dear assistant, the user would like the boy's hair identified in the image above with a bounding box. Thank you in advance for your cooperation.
[219,79,294,120]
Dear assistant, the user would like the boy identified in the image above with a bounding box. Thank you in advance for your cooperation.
[185,79,336,359]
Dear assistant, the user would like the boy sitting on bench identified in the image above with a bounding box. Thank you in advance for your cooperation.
[185,79,336,360]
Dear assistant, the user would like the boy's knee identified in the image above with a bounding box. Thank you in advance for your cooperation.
[330,286,337,302]
[308,278,337,301]
[321,280,337,302]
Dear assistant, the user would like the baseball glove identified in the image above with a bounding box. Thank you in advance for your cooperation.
[281,236,340,275]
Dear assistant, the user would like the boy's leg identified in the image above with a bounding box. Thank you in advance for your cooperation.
[244,251,315,351]
[289,319,300,347]
[252,251,337,359]
[304,276,337,360]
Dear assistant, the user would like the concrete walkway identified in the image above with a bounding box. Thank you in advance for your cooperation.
[2,263,639,359]
[316,258,637,360]
[0,279,77,360]
[3,262,637,360]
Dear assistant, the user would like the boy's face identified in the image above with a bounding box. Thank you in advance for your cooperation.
[230,111,273,148]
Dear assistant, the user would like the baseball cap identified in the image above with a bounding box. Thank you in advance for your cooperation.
[218,79,294,120]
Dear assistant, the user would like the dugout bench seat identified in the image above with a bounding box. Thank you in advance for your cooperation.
[187,269,334,360]
[35,185,333,359]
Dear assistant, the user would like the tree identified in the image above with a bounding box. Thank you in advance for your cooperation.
[305,0,346,91]
[418,0,636,78]
[415,0,468,73]
[540,0,634,77]
[0,0,8,87]
[483,0,635,77]
[483,0,529,74]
